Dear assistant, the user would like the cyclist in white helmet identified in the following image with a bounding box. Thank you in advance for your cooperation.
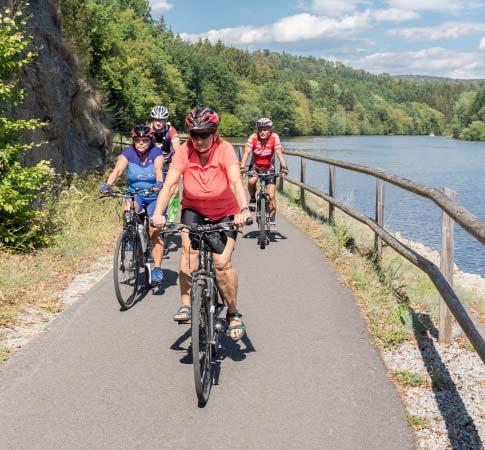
[240,117,288,229]
[149,105,181,222]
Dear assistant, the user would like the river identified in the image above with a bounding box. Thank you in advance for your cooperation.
[240,136,485,277]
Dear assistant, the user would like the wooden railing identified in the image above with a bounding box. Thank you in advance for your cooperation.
[232,143,485,362]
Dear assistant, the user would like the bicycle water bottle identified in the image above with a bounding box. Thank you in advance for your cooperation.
[137,224,148,253]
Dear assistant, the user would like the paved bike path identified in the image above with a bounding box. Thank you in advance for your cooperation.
[0,216,414,450]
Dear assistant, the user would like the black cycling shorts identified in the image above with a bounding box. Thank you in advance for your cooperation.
[181,208,237,255]
[254,168,276,185]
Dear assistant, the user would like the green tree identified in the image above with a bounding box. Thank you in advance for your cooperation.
[0,6,54,249]
[219,113,244,137]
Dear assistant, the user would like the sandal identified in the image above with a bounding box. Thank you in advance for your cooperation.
[174,305,191,323]
[226,311,246,341]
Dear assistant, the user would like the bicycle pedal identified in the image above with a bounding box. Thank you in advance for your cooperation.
[177,319,191,325]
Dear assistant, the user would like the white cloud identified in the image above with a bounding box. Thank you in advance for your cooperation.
[180,12,372,45]
[150,1,173,12]
[386,0,465,12]
[372,8,419,23]
[388,22,485,41]
[304,0,370,16]
[349,47,485,78]
[480,37,485,50]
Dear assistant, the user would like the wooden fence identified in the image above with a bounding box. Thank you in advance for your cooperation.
[232,144,485,363]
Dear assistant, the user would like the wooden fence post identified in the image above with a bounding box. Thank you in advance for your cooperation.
[374,178,385,260]
[300,158,306,209]
[237,146,242,162]
[439,187,457,344]
[328,165,336,224]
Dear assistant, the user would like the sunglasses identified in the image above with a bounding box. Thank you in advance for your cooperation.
[133,138,151,143]
[190,131,212,140]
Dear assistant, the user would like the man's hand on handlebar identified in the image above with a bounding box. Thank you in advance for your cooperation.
[281,166,289,177]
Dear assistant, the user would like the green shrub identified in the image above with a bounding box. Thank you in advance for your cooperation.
[0,5,55,249]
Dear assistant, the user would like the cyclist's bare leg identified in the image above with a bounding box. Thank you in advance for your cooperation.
[178,230,199,311]
[248,177,257,201]
[213,238,243,339]
[267,183,276,220]
[149,225,164,268]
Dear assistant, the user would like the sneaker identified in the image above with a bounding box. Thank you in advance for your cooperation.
[269,219,277,230]
[151,267,163,284]
[124,237,133,251]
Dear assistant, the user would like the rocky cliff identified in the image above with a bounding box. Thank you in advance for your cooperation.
[3,0,110,174]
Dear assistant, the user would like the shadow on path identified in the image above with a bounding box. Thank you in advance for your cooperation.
[242,230,287,243]
[410,310,482,449]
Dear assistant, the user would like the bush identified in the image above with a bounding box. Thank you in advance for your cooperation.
[218,112,244,137]
[0,5,55,249]
[460,121,485,141]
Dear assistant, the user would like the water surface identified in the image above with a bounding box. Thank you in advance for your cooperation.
[241,136,485,276]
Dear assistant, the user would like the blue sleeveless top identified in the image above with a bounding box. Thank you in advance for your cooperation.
[122,145,163,200]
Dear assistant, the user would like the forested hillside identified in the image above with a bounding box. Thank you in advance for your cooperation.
[60,0,484,139]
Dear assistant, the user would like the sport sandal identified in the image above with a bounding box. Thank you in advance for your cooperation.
[226,311,246,341]
[174,305,191,323]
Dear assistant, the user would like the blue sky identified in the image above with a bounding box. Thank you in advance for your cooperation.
[149,0,485,79]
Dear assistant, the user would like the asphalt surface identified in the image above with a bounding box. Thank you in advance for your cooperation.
[0,216,415,450]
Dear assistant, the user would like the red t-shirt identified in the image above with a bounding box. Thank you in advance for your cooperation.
[246,132,282,169]
[170,139,240,220]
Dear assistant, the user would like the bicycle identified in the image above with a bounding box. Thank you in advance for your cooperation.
[101,187,161,310]
[245,170,281,250]
[165,218,252,405]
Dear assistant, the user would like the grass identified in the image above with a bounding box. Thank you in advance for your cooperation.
[0,346,9,362]
[407,415,431,430]
[277,183,484,350]
[0,173,120,336]
[391,370,427,388]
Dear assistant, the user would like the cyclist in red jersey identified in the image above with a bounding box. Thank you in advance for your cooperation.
[240,117,288,228]
[152,108,251,340]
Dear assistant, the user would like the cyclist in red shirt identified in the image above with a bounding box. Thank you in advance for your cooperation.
[152,108,251,340]
[240,117,288,228]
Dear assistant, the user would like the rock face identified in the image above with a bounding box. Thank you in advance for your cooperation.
[3,0,110,174]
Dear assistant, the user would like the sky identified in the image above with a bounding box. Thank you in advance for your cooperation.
[149,0,485,79]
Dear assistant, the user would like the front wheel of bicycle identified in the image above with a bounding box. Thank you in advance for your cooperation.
[113,230,142,310]
[191,280,213,405]
[258,196,267,249]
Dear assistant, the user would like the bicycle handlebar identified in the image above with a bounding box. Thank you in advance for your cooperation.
[162,217,253,234]
[99,187,158,199]
[243,170,282,178]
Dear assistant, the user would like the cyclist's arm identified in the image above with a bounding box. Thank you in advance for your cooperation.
[154,155,164,182]
[153,167,181,218]
[169,126,181,152]
[240,144,252,168]
[106,155,128,185]
[275,146,287,170]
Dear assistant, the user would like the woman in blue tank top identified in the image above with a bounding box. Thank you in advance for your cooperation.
[99,125,165,283]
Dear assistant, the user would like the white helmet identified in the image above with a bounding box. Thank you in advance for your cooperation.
[150,105,169,120]
[256,117,273,128]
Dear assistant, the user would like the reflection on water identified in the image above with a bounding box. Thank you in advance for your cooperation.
[276,136,484,276]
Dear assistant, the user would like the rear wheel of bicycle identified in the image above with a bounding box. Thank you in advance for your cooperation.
[191,281,213,405]
[113,230,142,310]
[259,196,267,249]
